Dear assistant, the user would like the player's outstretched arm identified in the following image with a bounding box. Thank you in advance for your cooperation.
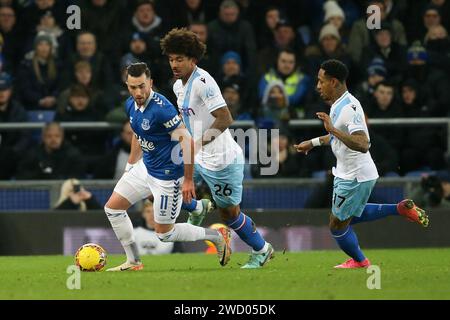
[294,134,330,155]
[171,124,196,203]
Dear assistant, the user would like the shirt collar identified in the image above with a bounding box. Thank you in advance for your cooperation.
[134,90,154,112]
[332,90,349,108]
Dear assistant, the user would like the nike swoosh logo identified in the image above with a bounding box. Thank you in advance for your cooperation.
[120,266,132,271]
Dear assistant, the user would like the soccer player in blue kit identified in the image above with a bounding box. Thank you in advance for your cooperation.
[161,28,274,269]
[295,60,429,268]
[104,62,231,271]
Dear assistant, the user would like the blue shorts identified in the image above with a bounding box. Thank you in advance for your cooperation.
[332,177,377,221]
[194,154,244,208]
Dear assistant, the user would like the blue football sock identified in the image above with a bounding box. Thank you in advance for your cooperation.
[226,212,265,251]
[331,226,365,262]
[181,199,197,212]
[351,203,398,225]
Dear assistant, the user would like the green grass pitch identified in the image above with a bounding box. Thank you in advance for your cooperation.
[1,248,449,299]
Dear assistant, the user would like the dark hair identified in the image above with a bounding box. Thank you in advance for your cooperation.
[374,80,394,91]
[69,84,90,98]
[320,59,349,83]
[160,28,206,61]
[135,0,155,11]
[126,62,151,79]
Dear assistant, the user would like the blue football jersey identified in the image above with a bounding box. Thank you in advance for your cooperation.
[125,92,183,180]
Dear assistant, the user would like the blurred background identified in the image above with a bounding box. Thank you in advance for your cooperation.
[1,0,450,255]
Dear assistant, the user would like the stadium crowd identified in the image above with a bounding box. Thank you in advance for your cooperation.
[0,0,450,180]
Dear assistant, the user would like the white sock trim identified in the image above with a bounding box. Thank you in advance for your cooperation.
[253,242,269,254]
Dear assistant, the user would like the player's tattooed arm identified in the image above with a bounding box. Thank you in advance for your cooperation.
[200,106,233,146]
[316,112,369,153]
[330,130,369,153]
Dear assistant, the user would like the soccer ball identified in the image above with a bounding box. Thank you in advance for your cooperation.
[75,243,107,272]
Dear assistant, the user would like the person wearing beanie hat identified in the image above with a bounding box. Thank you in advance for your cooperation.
[323,0,345,28]
[319,23,341,43]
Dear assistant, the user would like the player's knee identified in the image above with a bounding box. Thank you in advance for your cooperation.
[329,214,350,231]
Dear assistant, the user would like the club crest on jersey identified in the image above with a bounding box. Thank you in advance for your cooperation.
[141,118,150,130]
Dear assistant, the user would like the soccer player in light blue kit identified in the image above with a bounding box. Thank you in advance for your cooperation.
[161,28,274,268]
[104,63,231,271]
[295,60,429,268]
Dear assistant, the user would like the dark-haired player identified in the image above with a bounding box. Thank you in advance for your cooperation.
[161,28,274,269]
[104,62,231,271]
[295,59,429,268]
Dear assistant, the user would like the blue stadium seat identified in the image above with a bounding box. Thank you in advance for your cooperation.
[27,110,55,122]
[312,170,327,179]
[405,170,435,177]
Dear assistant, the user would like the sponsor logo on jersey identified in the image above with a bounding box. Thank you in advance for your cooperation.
[179,107,195,116]
[136,135,155,152]
[141,118,150,130]
[163,114,181,129]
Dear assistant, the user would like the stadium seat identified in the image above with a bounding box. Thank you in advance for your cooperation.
[405,169,435,177]
[27,110,55,123]
[312,170,327,179]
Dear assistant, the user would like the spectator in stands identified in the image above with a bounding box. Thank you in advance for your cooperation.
[360,21,407,84]
[57,60,107,116]
[25,10,70,62]
[172,0,213,28]
[80,0,122,58]
[399,78,446,174]
[258,48,311,118]
[94,120,133,179]
[354,57,387,103]
[322,0,350,44]
[54,178,101,211]
[257,19,302,75]
[21,0,66,38]
[424,24,450,76]
[305,23,353,85]
[54,84,107,174]
[120,0,166,64]
[365,81,403,149]
[63,31,114,93]
[430,0,450,31]
[133,199,175,255]
[408,171,450,208]
[188,21,219,77]
[207,0,257,78]
[16,122,85,179]
[17,32,59,110]
[221,79,252,121]
[348,0,407,64]
[259,80,290,128]
[403,41,450,116]
[256,6,280,49]
[0,72,28,179]
[0,6,26,72]
[218,51,251,106]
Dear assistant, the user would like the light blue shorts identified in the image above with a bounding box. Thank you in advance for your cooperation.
[332,177,377,221]
[194,154,244,208]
